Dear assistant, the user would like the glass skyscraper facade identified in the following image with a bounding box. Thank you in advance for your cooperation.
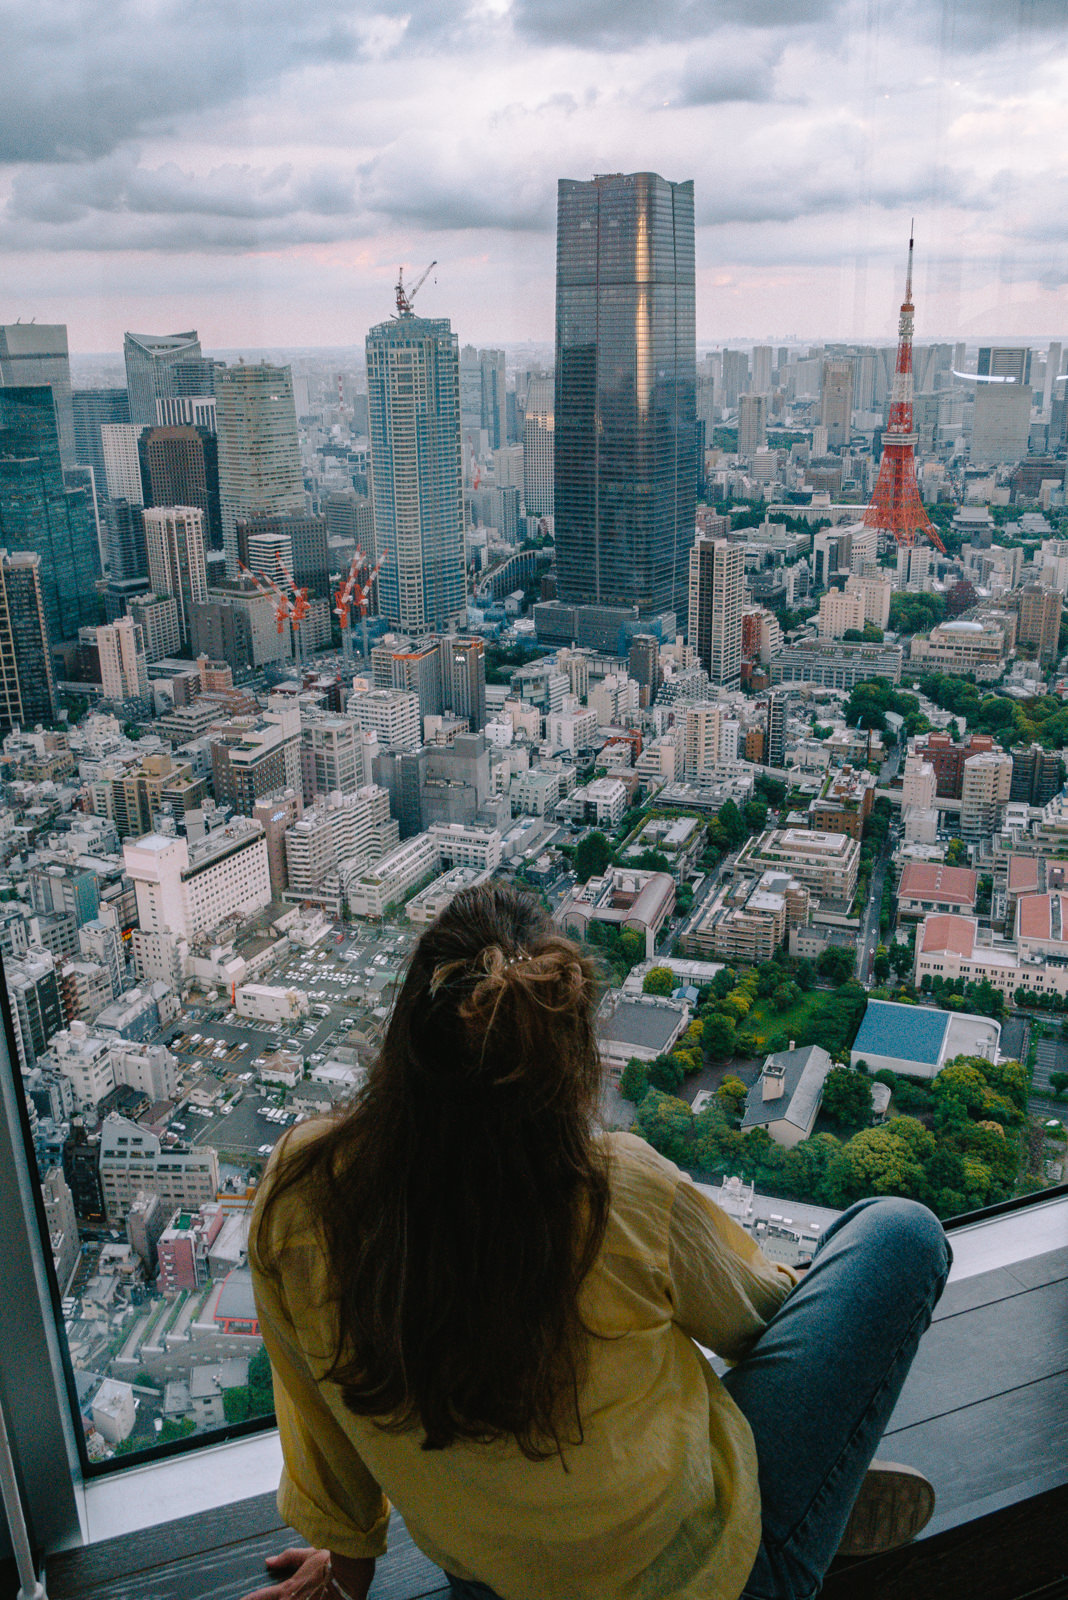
[0,386,103,642]
[554,172,696,624]
[123,331,204,429]
[366,314,466,636]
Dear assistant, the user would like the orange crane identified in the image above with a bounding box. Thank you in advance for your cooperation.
[352,549,386,663]
[394,260,437,316]
[335,546,387,662]
[239,561,292,636]
[274,554,310,671]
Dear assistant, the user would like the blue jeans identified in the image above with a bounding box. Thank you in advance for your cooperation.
[446,1196,952,1600]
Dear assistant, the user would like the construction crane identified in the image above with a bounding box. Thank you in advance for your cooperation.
[274,555,310,672]
[239,561,292,639]
[335,546,388,662]
[395,260,437,316]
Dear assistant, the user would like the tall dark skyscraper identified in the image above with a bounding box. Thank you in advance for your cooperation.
[0,549,57,730]
[1,324,76,467]
[554,172,696,624]
[0,387,103,641]
[73,388,131,497]
[139,424,222,550]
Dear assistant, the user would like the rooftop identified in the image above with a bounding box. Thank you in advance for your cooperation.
[740,1045,832,1132]
[920,914,978,959]
[899,863,979,904]
[852,1000,951,1068]
[1017,892,1068,944]
[597,996,686,1054]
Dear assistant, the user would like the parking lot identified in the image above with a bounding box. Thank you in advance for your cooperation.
[157,920,420,1173]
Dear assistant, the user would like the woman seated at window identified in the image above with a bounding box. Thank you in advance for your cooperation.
[245,882,950,1600]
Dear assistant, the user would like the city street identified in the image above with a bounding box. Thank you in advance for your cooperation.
[857,847,890,981]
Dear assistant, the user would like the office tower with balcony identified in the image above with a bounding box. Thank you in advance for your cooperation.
[366,312,466,636]
[1,324,76,467]
[72,388,130,497]
[97,616,149,702]
[215,364,305,575]
[139,424,222,549]
[687,534,744,686]
[144,507,208,648]
[554,171,696,625]
[820,357,854,450]
[523,376,554,517]
[0,387,102,641]
[123,331,203,430]
[0,550,57,731]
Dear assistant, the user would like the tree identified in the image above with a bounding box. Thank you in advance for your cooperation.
[159,1417,196,1443]
[643,966,675,997]
[618,928,644,966]
[223,1386,251,1423]
[648,1053,687,1092]
[575,831,612,883]
[771,981,801,1013]
[817,946,855,985]
[889,941,913,982]
[717,800,748,850]
[702,1013,737,1060]
[743,800,769,833]
[717,1075,749,1118]
[873,946,891,983]
[1049,1072,1068,1099]
[619,1059,650,1102]
[820,1067,873,1130]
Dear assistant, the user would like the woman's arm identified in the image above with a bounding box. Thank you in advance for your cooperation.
[241,1546,375,1600]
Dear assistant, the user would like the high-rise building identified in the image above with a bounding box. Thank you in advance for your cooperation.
[5,950,65,1072]
[144,506,208,647]
[960,750,1012,843]
[139,424,222,549]
[123,331,203,430]
[751,346,774,394]
[971,383,1032,464]
[0,386,102,641]
[460,347,507,455]
[720,350,749,408]
[554,171,696,622]
[820,357,854,450]
[1016,583,1062,665]
[978,347,1031,383]
[0,324,75,466]
[100,423,144,505]
[102,499,148,585]
[737,393,768,459]
[440,635,487,732]
[0,549,57,731]
[97,617,149,702]
[366,313,466,636]
[215,364,305,574]
[127,593,182,662]
[628,634,661,708]
[765,692,787,769]
[687,535,743,686]
[72,389,131,499]
[237,512,330,597]
[523,377,554,517]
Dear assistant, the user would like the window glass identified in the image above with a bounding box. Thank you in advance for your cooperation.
[2,0,1067,1470]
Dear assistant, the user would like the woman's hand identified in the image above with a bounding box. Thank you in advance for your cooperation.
[241,1545,328,1600]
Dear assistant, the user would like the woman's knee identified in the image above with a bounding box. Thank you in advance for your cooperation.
[858,1196,952,1284]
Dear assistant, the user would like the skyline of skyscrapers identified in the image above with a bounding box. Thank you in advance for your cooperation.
[366,312,466,637]
[553,170,697,625]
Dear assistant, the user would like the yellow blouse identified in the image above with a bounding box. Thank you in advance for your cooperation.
[249,1125,798,1600]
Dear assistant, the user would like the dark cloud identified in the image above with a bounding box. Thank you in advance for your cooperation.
[512,0,838,50]
[670,42,782,106]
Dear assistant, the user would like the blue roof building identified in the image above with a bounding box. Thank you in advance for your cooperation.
[850,999,1000,1081]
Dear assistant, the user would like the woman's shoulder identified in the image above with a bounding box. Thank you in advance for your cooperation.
[598,1130,688,1240]
[250,1115,335,1258]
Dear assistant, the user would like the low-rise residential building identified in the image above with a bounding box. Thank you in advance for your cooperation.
[98,1114,220,1224]
[406,864,493,926]
[807,766,876,840]
[234,984,309,1023]
[556,777,628,830]
[740,1046,833,1148]
[909,618,1008,681]
[770,639,903,690]
[428,821,503,872]
[683,872,809,964]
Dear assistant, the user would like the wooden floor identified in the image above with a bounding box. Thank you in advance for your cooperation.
[39,1242,1068,1600]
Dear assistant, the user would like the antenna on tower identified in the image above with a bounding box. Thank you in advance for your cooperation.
[905,219,915,304]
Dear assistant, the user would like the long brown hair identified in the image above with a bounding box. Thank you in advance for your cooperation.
[257,882,611,1460]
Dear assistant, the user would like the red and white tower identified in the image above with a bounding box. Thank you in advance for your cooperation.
[863,230,945,555]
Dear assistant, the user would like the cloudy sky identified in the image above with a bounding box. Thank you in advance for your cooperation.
[3,0,1067,353]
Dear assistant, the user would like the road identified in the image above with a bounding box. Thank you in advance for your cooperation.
[857,846,890,982]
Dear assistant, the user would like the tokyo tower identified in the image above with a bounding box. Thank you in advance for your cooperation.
[862,230,946,554]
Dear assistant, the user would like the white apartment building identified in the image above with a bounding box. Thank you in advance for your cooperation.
[100,424,144,506]
[960,750,1012,842]
[342,833,441,919]
[44,1024,114,1111]
[557,776,628,828]
[128,593,182,662]
[546,707,598,755]
[124,815,271,955]
[845,574,892,631]
[109,1040,179,1102]
[144,506,208,647]
[98,617,149,702]
[901,754,937,810]
[589,673,640,726]
[428,821,503,871]
[284,787,398,897]
[99,1114,220,1224]
[684,703,723,779]
[347,688,422,752]
[817,589,866,639]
